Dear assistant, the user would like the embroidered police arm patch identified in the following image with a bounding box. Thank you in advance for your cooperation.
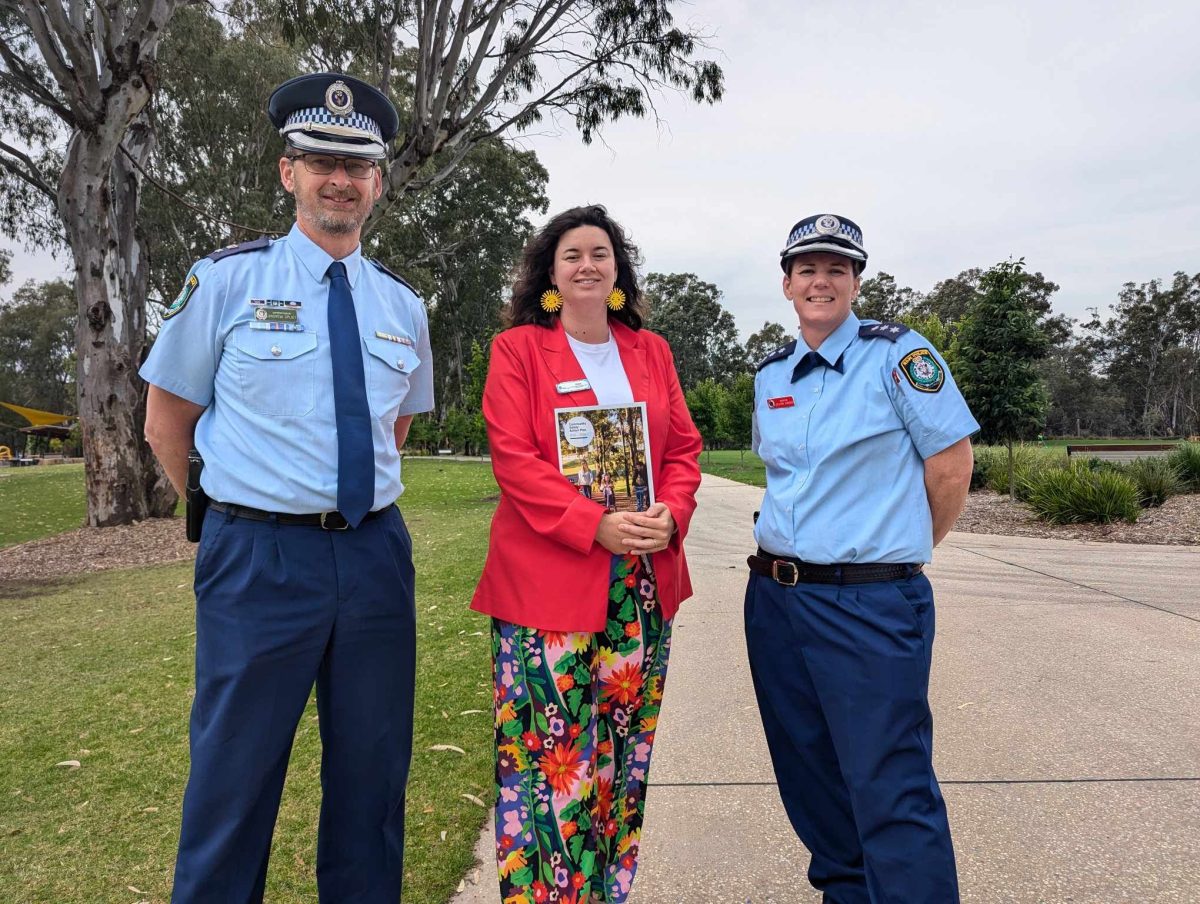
[164,274,199,320]
[899,347,945,393]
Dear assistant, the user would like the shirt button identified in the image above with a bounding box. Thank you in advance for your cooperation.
[270,345,282,357]
[397,359,404,367]
[812,387,820,393]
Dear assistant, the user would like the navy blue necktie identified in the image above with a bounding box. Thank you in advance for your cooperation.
[327,260,374,526]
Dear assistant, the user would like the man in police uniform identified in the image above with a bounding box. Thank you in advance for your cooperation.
[744,214,977,903]
[142,73,433,903]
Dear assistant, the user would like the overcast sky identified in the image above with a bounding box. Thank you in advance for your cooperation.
[5,0,1198,339]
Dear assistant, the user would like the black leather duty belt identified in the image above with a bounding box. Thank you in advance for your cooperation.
[208,501,388,531]
[747,550,923,587]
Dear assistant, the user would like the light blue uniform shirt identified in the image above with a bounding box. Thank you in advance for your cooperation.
[752,312,978,564]
[141,223,434,513]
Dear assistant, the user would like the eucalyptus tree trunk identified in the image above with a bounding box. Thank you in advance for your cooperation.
[61,119,176,526]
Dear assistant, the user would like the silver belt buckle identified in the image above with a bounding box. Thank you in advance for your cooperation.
[772,560,799,587]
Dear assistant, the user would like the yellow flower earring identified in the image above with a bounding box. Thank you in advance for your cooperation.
[540,287,564,313]
[606,288,627,312]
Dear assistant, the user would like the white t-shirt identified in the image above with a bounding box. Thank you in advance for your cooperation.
[565,331,634,405]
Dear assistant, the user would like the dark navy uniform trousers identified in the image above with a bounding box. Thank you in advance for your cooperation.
[172,505,417,904]
[744,570,959,904]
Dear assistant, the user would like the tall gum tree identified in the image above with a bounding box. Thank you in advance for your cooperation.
[0,0,183,525]
[1,0,723,526]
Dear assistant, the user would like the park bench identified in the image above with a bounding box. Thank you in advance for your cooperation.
[1065,444,1175,464]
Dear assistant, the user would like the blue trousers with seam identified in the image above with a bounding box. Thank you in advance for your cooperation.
[171,505,416,904]
[744,570,959,904]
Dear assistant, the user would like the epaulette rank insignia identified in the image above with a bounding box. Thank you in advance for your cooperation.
[207,235,272,262]
[757,339,797,372]
[369,259,420,296]
[858,322,910,341]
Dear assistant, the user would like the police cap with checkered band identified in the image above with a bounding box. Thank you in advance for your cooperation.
[268,72,399,161]
[779,214,868,274]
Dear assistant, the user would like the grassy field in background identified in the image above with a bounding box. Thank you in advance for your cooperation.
[0,459,498,904]
[0,463,87,547]
[700,449,766,487]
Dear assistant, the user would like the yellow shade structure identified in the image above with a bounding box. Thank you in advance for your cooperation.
[0,401,75,427]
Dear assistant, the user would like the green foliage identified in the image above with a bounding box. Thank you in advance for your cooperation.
[698,449,766,486]
[1167,442,1200,490]
[719,373,754,450]
[1022,462,1141,524]
[0,460,498,904]
[1121,457,1184,508]
[955,259,1051,445]
[973,444,1065,500]
[645,273,745,390]
[855,272,920,322]
[744,321,790,369]
[684,378,725,450]
[0,279,76,454]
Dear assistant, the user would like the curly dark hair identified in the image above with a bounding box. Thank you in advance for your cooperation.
[505,204,645,330]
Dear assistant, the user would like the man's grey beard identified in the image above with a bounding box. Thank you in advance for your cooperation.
[296,196,370,235]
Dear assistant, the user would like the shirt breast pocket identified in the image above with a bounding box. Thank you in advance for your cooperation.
[363,334,419,419]
[234,328,319,416]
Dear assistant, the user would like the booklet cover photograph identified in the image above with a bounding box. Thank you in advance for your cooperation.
[554,403,653,514]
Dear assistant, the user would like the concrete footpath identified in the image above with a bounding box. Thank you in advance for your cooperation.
[452,474,1200,903]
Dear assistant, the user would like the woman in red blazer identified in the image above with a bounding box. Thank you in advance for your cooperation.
[472,206,702,904]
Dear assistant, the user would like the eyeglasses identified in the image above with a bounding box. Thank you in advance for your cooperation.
[288,154,378,179]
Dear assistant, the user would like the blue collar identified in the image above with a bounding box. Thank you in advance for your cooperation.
[791,312,860,382]
[285,222,364,288]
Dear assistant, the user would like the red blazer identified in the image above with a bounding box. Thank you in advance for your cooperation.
[471,319,703,632]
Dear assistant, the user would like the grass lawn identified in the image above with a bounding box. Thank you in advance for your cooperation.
[0,464,87,547]
[0,459,497,904]
[700,449,766,488]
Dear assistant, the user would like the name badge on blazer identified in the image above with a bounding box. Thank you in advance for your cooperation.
[556,379,591,394]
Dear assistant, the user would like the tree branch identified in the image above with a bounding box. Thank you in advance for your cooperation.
[0,138,57,199]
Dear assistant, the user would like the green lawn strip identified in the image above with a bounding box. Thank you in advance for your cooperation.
[0,464,87,547]
[0,459,498,904]
[700,449,765,488]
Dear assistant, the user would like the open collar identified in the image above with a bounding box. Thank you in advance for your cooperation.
[537,318,650,405]
[284,222,364,289]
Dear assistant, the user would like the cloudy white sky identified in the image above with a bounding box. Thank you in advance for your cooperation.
[5,0,1198,339]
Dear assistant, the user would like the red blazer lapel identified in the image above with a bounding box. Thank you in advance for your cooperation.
[611,320,650,402]
[539,320,598,408]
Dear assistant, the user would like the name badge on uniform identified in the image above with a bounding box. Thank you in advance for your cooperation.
[375,330,414,347]
[254,307,300,325]
[556,379,591,394]
[767,396,795,409]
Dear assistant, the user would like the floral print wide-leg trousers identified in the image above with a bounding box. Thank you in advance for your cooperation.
[491,553,672,904]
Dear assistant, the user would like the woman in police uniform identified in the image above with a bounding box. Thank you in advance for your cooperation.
[745,214,977,904]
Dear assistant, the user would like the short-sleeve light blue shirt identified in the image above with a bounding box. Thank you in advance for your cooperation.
[752,312,979,564]
[140,223,434,513]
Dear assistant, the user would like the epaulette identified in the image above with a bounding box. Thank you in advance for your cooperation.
[858,321,910,342]
[757,339,797,372]
[206,235,272,262]
[369,259,420,296]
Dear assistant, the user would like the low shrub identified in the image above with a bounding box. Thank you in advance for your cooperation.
[1168,442,1200,491]
[1023,463,1140,524]
[1122,457,1184,507]
[976,443,1065,500]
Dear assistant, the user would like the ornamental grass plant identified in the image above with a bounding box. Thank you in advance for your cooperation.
[1022,462,1141,524]
[1167,441,1200,491]
[1121,457,1185,508]
[974,443,1065,501]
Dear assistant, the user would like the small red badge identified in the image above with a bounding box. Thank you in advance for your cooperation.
[767,396,795,409]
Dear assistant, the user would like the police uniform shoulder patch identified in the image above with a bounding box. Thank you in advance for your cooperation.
[757,339,797,372]
[369,259,420,296]
[899,347,945,393]
[206,235,272,262]
[858,321,910,342]
[164,273,198,320]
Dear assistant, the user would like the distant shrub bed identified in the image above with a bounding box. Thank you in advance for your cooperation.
[973,441,1197,524]
[1168,442,1200,491]
[1022,463,1141,524]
